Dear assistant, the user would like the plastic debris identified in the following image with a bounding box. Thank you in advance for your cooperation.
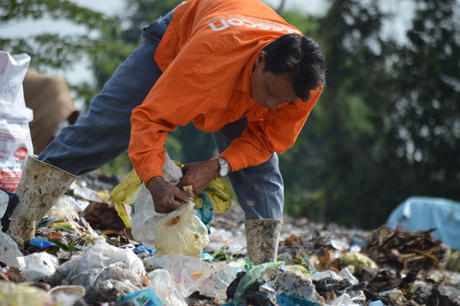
[272,271,319,302]
[22,252,59,281]
[277,293,320,306]
[0,281,80,306]
[146,269,187,306]
[330,293,360,306]
[48,195,83,219]
[29,237,56,249]
[118,289,164,306]
[154,201,209,258]
[232,261,284,305]
[368,301,385,306]
[48,285,86,298]
[0,231,25,269]
[203,178,232,213]
[198,260,236,301]
[50,242,146,302]
[73,186,103,202]
[341,252,378,274]
[110,169,142,228]
[164,254,236,300]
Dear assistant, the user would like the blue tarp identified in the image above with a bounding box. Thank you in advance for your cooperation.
[387,196,460,250]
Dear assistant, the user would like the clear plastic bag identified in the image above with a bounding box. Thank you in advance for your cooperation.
[48,195,81,219]
[0,231,25,269]
[51,242,146,303]
[147,269,187,306]
[198,261,236,301]
[154,201,209,258]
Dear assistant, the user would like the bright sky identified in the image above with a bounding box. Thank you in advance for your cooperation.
[2,0,413,105]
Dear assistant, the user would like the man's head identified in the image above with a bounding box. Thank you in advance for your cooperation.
[250,34,326,109]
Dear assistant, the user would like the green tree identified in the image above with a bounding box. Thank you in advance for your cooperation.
[279,0,460,229]
[390,0,460,199]
[0,0,115,72]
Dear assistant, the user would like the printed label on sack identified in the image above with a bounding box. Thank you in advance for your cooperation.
[0,171,22,192]
[13,147,28,160]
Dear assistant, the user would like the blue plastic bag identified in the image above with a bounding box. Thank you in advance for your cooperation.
[29,237,56,249]
[118,289,163,306]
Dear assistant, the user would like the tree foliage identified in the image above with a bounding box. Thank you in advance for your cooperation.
[0,0,115,69]
[279,0,460,228]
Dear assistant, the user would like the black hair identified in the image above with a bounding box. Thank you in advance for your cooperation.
[262,34,326,102]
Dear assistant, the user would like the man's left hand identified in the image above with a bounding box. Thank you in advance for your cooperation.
[176,159,220,195]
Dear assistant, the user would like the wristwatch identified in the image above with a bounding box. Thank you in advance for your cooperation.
[216,156,229,177]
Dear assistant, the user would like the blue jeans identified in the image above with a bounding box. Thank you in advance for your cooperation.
[38,10,284,221]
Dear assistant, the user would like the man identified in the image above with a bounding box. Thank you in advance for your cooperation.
[9,0,326,262]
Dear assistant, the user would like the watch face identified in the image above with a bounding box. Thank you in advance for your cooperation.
[220,167,229,177]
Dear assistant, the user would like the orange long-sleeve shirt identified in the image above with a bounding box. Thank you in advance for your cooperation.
[129,0,323,184]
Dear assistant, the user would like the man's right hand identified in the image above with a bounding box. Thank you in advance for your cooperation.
[146,176,189,213]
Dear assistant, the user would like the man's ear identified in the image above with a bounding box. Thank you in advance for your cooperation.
[255,51,266,67]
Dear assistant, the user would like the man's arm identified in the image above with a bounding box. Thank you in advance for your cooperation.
[220,87,323,173]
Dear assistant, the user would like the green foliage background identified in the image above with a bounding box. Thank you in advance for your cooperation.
[2,0,459,228]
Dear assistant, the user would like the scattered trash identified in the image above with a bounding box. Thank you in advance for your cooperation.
[0,169,457,306]
[50,242,146,303]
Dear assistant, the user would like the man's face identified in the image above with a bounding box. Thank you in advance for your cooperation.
[250,51,299,109]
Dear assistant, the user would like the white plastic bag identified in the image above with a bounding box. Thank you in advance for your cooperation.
[0,52,33,192]
[52,242,146,302]
[131,153,183,248]
[23,252,59,282]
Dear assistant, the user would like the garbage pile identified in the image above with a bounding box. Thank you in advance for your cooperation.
[1,170,460,306]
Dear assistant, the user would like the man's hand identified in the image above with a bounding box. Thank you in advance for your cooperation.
[176,159,221,195]
[146,176,188,213]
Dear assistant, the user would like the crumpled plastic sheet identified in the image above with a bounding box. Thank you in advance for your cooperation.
[198,260,237,301]
[48,195,84,219]
[50,242,146,303]
[164,254,236,301]
[271,271,320,302]
[205,229,247,254]
[73,185,103,202]
[330,293,361,306]
[0,281,80,306]
[146,269,187,306]
[23,252,59,282]
[0,231,25,269]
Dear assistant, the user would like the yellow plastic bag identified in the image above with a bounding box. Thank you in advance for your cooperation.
[154,201,209,258]
[111,161,233,228]
[109,169,142,228]
[204,179,232,213]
